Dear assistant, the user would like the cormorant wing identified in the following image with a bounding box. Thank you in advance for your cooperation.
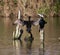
[14,19,23,25]
[33,18,41,25]
[23,21,27,25]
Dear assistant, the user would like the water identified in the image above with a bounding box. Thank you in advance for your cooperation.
[0,17,60,55]
[45,17,60,55]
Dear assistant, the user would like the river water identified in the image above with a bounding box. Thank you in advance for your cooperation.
[0,17,60,55]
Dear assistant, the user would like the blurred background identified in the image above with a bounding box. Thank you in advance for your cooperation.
[0,0,60,55]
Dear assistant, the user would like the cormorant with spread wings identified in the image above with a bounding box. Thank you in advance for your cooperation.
[13,13,47,40]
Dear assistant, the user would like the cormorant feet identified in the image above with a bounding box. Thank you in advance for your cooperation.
[24,36,34,42]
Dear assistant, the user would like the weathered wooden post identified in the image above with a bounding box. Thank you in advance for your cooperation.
[13,10,21,38]
[15,10,21,37]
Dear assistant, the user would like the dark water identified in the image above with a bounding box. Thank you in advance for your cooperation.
[0,17,60,55]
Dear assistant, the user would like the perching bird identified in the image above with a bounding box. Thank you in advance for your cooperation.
[13,13,47,39]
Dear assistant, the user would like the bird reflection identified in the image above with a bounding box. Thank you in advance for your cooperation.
[24,35,34,49]
[26,39,33,49]
[24,37,34,55]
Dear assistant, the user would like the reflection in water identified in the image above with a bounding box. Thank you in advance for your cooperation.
[39,29,45,55]
[25,38,33,55]
[13,40,23,55]
[13,38,33,55]
[13,40,23,47]
[40,29,44,48]
[25,39,33,49]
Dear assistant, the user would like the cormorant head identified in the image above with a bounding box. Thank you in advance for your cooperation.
[28,16,31,21]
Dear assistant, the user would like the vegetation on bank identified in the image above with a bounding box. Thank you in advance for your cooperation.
[0,0,60,17]
[13,0,17,7]
[38,0,60,17]
[0,0,18,17]
[0,0,4,6]
[0,0,4,17]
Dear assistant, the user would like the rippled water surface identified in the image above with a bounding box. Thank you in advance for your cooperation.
[0,17,60,55]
